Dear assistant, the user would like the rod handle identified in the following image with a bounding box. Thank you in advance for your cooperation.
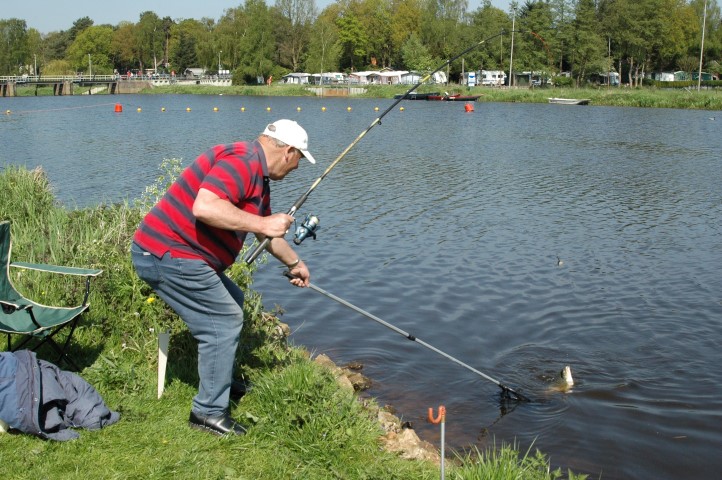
[244,237,270,264]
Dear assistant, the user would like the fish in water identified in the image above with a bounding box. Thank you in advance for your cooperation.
[547,365,574,393]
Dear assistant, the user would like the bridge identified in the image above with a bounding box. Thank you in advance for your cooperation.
[1,74,232,96]
[0,75,121,96]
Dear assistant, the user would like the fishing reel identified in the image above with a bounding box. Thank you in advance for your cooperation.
[293,214,320,245]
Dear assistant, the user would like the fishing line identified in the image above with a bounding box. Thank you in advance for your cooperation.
[244,29,526,264]
[286,273,531,402]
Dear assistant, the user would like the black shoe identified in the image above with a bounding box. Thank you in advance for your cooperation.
[189,411,246,436]
[230,379,251,400]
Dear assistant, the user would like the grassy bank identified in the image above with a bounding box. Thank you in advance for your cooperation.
[0,165,583,479]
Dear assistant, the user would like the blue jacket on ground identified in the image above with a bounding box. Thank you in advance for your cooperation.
[0,350,120,440]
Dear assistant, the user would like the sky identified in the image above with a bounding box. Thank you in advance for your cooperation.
[5,0,512,34]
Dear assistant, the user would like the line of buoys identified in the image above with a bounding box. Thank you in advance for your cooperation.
[110,104,410,114]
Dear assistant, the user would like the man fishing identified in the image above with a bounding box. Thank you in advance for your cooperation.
[131,119,314,436]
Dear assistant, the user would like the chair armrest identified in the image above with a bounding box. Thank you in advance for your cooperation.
[10,261,103,277]
[0,299,32,314]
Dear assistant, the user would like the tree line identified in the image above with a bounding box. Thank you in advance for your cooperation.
[1,0,720,86]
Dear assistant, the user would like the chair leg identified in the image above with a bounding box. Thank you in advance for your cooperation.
[45,336,80,371]
[9,318,82,370]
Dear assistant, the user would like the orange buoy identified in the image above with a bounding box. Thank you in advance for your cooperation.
[464,103,474,112]
[114,103,123,112]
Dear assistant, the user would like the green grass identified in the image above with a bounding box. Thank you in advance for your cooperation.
[0,164,583,479]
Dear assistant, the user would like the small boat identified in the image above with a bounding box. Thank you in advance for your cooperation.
[548,97,590,105]
[393,92,440,100]
[426,93,482,101]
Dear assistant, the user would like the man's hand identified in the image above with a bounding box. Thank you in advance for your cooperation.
[261,213,295,238]
[286,261,310,287]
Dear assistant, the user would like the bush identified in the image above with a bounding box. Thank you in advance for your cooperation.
[552,76,573,87]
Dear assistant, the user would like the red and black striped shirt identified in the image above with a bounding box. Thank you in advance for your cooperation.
[133,140,271,271]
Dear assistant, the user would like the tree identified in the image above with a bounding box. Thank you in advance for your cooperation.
[420,0,469,78]
[160,17,175,69]
[170,21,202,73]
[336,12,369,70]
[26,28,42,74]
[275,0,316,71]
[41,31,70,63]
[400,32,435,70]
[111,22,139,74]
[66,25,114,74]
[233,0,276,84]
[304,9,342,73]
[0,19,29,75]
[549,0,574,73]
[389,0,424,67]
[569,0,604,86]
[508,1,556,79]
[136,11,164,72]
[68,17,93,43]
[354,0,394,68]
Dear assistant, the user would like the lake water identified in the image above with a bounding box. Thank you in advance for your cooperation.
[1,93,721,479]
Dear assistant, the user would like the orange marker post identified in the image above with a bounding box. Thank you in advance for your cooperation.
[428,406,446,480]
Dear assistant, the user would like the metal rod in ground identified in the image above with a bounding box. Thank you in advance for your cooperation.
[305,281,531,402]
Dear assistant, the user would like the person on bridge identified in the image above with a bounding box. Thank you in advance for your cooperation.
[131,119,314,436]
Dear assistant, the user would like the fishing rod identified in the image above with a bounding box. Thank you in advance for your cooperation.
[285,273,531,402]
[245,30,523,264]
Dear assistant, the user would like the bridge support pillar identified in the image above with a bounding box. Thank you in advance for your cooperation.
[1,83,16,97]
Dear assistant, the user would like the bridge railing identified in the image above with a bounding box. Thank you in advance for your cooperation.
[0,75,121,83]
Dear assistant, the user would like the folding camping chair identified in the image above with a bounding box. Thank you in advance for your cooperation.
[0,220,102,370]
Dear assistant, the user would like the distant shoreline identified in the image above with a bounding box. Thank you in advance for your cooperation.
[10,82,722,110]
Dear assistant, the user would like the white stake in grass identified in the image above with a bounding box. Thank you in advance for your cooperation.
[157,331,170,399]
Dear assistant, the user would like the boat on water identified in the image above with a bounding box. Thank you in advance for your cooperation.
[393,92,440,100]
[548,97,590,105]
[426,93,483,101]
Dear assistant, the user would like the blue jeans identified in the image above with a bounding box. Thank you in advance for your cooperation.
[131,242,244,416]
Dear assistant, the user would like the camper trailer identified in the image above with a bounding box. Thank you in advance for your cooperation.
[480,70,506,86]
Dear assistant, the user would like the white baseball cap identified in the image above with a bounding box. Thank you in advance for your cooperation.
[262,119,316,164]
